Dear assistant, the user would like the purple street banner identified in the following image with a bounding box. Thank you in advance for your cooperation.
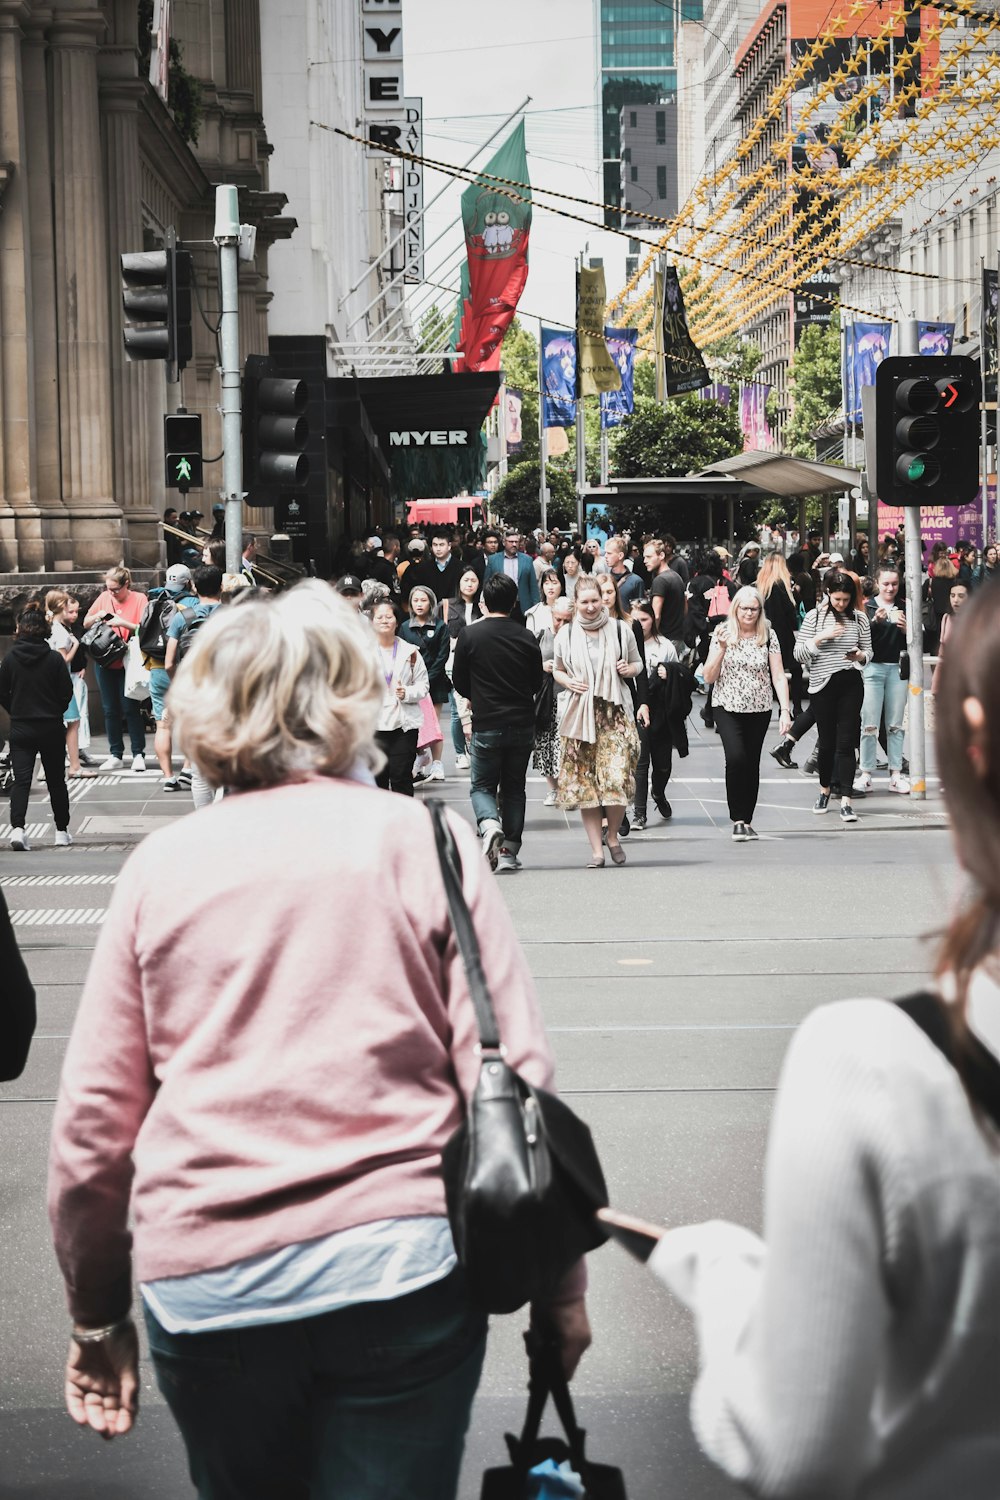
[983,269,998,405]
[876,499,985,551]
[600,327,638,429]
[739,383,774,450]
[917,321,954,357]
[541,327,576,428]
[846,321,891,424]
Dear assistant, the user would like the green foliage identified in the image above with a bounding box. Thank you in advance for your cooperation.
[786,319,842,460]
[705,335,762,386]
[606,394,743,538]
[492,462,577,533]
[138,0,203,145]
[416,306,452,366]
[633,358,656,400]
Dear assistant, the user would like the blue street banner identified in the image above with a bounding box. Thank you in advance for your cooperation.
[600,327,638,429]
[541,327,576,428]
[845,321,891,424]
[917,321,955,357]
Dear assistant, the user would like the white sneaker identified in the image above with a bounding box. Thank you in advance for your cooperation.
[495,850,522,873]
[131,754,146,773]
[853,772,872,794]
[428,762,445,782]
[543,790,558,807]
[480,819,504,870]
[99,756,125,771]
[55,829,73,848]
[454,753,470,771]
[888,774,911,794]
[9,828,29,851]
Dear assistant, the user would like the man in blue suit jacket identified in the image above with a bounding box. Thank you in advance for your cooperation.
[483,528,540,618]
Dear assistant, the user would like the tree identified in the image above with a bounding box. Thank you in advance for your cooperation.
[786,319,842,460]
[492,461,577,532]
[604,394,743,538]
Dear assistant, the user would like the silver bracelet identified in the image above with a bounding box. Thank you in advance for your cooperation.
[71,1317,132,1346]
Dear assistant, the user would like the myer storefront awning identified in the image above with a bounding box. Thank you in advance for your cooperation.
[328,372,501,499]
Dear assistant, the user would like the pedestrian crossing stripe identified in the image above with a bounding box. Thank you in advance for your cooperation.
[1,873,118,888]
[9,908,107,926]
[0,824,50,839]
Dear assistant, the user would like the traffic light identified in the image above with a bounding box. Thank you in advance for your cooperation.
[121,227,193,384]
[242,354,309,508]
[164,412,203,492]
[873,355,981,505]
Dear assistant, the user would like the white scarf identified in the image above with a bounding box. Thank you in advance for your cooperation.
[558,614,631,743]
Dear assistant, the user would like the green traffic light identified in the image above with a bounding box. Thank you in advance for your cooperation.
[175,457,193,483]
[905,456,926,482]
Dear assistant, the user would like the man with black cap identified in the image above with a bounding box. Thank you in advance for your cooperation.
[334,575,364,610]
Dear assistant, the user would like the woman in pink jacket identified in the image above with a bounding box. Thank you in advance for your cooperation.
[48,581,590,1500]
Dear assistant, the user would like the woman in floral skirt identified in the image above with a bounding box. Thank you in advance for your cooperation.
[552,576,642,867]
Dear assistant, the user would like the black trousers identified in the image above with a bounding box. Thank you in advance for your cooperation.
[714,707,771,824]
[634,722,672,816]
[9,722,70,831]
[789,699,816,743]
[811,670,864,793]
[375,727,418,797]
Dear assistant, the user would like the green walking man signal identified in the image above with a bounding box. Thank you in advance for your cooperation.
[164,412,203,492]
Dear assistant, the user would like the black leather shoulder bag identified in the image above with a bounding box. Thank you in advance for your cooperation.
[430,801,609,1314]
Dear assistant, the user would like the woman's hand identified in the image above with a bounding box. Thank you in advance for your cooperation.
[565,678,589,695]
[615,658,631,677]
[779,710,792,737]
[844,649,864,663]
[657,664,668,679]
[817,620,846,644]
[543,661,554,674]
[636,703,650,727]
[395,683,406,700]
[541,1297,592,1381]
[65,1320,139,1439]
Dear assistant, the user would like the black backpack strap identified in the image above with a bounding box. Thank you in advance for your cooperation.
[896,990,1000,1132]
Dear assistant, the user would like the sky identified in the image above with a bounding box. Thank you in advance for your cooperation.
[404,0,629,341]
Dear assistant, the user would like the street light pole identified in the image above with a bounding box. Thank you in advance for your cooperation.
[214,185,244,577]
[903,506,926,801]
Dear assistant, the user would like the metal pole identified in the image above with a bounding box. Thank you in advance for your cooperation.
[599,423,609,486]
[903,505,926,800]
[995,245,1000,543]
[981,256,989,550]
[575,256,585,535]
[214,185,244,578]
[537,328,548,534]
[498,378,508,485]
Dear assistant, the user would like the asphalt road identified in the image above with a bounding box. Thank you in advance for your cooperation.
[0,709,957,1499]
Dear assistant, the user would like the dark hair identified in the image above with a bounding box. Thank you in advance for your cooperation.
[193,565,223,597]
[877,562,900,579]
[205,541,227,570]
[164,507,178,520]
[633,599,660,637]
[539,567,562,594]
[696,551,724,581]
[482,572,518,614]
[242,534,255,552]
[16,602,50,641]
[823,569,857,616]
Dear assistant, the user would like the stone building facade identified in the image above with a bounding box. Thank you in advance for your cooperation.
[0,0,293,575]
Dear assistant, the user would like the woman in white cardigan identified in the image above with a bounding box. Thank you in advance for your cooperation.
[552,575,642,867]
[627,584,1000,1499]
[371,601,429,796]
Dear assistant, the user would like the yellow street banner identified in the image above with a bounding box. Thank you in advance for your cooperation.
[576,267,621,397]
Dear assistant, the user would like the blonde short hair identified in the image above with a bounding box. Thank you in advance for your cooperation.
[720,585,769,647]
[167,580,382,791]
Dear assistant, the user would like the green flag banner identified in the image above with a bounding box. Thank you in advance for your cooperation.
[576,267,621,397]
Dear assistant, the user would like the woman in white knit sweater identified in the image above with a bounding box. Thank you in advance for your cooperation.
[634,583,1000,1499]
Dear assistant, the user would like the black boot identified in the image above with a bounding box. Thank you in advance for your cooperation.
[769,738,797,769]
[803,751,819,776]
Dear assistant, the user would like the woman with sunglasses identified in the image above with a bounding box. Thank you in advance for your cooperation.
[703,586,791,842]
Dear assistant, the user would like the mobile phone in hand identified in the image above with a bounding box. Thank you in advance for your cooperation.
[597,1207,664,1263]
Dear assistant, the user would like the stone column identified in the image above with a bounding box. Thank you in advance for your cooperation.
[49,4,121,568]
[0,1,38,568]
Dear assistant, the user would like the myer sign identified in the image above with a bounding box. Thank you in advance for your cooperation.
[389,430,469,446]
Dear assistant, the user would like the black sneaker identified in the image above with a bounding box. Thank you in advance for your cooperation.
[653,795,672,820]
[631,814,647,830]
[813,792,831,814]
[803,753,819,776]
[840,802,859,823]
[743,825,759,841]
[619,813,631,838]
[732,822,750,841]
[769,741,797,769]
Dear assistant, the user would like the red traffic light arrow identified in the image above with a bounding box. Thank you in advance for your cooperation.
[942,383,959,408]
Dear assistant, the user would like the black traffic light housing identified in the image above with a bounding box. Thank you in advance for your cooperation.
[873,355,981,505]
[164,411,203,492]
[121,226,193,384]
[242,354,309,508]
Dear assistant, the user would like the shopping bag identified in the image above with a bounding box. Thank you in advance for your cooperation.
[124,637,151,702]
[481,1329,626,1500]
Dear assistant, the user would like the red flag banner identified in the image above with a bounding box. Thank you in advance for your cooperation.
[454,121,531,373]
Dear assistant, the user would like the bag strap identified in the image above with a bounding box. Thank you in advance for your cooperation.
[510,1325,587,1474]
[896,990,1000,1132]
[428,801,502,1052]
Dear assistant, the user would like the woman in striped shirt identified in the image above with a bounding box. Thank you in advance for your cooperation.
[795,570,872,823]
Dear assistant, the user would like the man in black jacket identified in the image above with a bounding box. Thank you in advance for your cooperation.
[451,572,543,873]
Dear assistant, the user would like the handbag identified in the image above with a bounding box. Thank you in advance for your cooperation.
[430,802,609,1314]
[898,649,910,681]
[81,619,127,667]
[481,1326,627,1499]
[534,671,555,733]
[124,637,151,702]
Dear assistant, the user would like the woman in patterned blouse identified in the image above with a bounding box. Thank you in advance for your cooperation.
[703,586,792,842]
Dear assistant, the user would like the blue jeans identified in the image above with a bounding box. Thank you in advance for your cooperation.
[450,691,465,755]
[469,724,534,851]
[144,1267,487,1500]
[860,661,906,772]
[94,661,145,758]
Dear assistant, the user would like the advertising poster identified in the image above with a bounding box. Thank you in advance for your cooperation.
[576,267,621,396]
[661,266,711,397]
[600,327,638,429]
[917,321,954,356]
[876,500,984,550]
